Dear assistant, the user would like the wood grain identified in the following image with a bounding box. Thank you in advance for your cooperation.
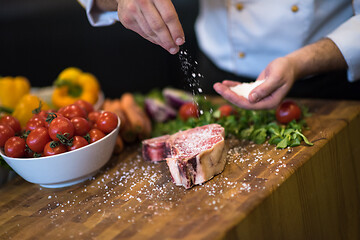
[0,99,359,240]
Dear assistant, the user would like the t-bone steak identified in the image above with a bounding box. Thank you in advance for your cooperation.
[142,124,227,189]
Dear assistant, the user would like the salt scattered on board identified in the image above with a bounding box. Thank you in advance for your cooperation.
[230,79,266,99]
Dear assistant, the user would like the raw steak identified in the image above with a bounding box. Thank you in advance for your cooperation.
[142,134,170,162]
[142,124,227,189]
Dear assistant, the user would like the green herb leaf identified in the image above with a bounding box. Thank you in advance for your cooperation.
[277,137,289,149]
[294,130,314,146]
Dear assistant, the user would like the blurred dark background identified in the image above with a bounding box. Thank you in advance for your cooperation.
[0,0,199,98]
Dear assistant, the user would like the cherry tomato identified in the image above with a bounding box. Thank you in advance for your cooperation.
[58,104,87,120]
[0,124,15,147]
[0,115,21,134]
[74,99,94,114]
[179,102,199,121]
[25,116,47,131]
[88,128,105,143]
[71,117,91,136]
[4,136,26,158]
[88,111,101,124]
[43,141,67,156]
[275,100,302,124]
[34,110,58,126]
[33,110,48,120]
[96,111,118,134]
[218,104,235,117]
[67,136,89,151]
[48,116,75,141]
[26,127,51,153]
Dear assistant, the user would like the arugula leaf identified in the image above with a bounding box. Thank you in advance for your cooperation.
[277,137,289,149]
[251,127,267,144]
[294,130,314,146]
[289,138,301,147]
[240,126,254,140]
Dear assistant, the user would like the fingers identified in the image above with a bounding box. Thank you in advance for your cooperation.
[125,11,158,45]
[213,82,281,110]
[221,80,240,87]
[248,77,281,103]
[213,82,250,109]
[154,0,185,48]
[248,57,296,105]
[141,1,180,54]
[118,0,184,54]
[214,57,297,110]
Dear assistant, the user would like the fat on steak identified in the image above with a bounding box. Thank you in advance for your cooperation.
[142,134,171,162]
[142,124,227,189]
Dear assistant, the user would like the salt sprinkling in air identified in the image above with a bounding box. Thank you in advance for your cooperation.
[178,47,209,115]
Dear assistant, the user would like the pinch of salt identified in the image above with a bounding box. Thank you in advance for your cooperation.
[230,79,266,99]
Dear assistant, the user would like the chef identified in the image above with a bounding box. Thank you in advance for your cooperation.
[77,0,360,109]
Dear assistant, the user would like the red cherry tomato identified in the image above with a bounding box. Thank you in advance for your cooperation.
[37,110,60,127]
[33,110,48,120]
[43,142,67,156]
[58,104,87,120]
[67,136,89,151]
[0,124,15,147]
[48,116,75,141]
[4,136,26,158]
[25,116,47,131]
[74,99,94,114]
[26,127,51,153]
[96,111,118,134]
[0,115,21,134]
[275,100,302,124]
[218,104,235,117]
[71,117,91,136]
[88,128,105,143]
[88,111,101,124]
[179,102,199,121]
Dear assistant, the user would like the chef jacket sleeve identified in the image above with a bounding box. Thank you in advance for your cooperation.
[327,1,360,82]
[77,0,118,26]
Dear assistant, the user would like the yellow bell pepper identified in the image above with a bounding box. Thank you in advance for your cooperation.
[0,76,30,109]
[52,67,100,108]
[12,94,50,127]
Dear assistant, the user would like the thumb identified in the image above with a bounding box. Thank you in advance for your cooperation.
[248,76,282,103]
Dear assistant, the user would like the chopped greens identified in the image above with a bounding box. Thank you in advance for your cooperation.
[150,93,313,149]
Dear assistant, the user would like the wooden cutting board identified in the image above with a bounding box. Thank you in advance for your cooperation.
[0,99,359,240]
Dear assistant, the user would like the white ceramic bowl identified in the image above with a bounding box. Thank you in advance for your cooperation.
[0,117,120,188]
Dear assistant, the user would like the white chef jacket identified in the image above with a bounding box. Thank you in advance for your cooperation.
[78,0,360,82]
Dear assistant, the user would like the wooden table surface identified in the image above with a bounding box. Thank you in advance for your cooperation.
[0,99,359,240]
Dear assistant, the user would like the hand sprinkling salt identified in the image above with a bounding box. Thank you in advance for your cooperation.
[230,79,266,99]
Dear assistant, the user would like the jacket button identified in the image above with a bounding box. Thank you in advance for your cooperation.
[236,3,244,11]
[238,52,246,58]
[291,5,299,12]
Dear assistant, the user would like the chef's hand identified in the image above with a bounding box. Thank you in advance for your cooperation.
[213,57,296,110]
[213,38,348,110]
[116,0,185,54]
